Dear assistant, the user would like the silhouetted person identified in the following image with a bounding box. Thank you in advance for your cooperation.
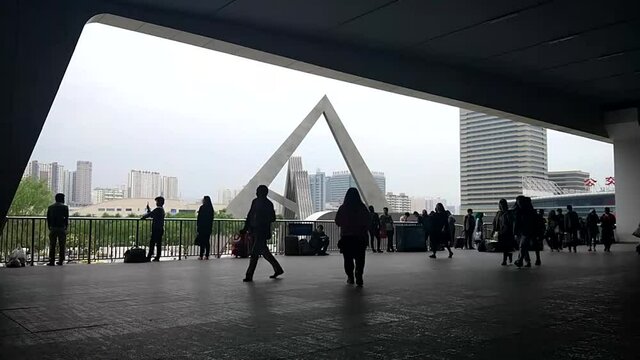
[600,207,616,252]
[413,211,422,224]
[533,208,546,266]
[400,212,411,222]
[565,205,580,252]
[47,193,69,266]
[421,210,431,248]
[142,196,165,262]
[586,209,599,251]
[243,185,284,282]
[556,208,565,250]
[463,209,475,249]
[474,212,485,249]
[447,211,456,247]
[546,210,560,251]
[310,225,330,255]
[429,203,453,259]
[493,199,514,265]
[380,207,395,252]
[196,196,214,260]
[514,196,536,268]
[368,206,382,253]
[335,188,369,287]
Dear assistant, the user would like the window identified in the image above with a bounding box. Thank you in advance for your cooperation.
[125,208,132,212]
[98,208,105,211]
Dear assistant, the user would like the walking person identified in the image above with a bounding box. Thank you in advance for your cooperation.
[196,196,214,260]
[243,185,284,282]
[546,210,560,251]
[533,209,546,266]
[141,196,165,262]
[599,207,616,252]
[514,196,536,268]
[421,210,431,250]
[335,188,370,287]
[368,206,382,253]
[474,212,485,250]
[463,209,475,249]
[447,211,456,248]
[380,207,395,252]
[492,199,514,266]
[564,205,580,252]
[46,193,69,266]
[428,203,454,259]
[586,209,599,251]
[556,208,565,250]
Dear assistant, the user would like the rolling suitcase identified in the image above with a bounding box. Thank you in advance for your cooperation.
[454,236,465,249]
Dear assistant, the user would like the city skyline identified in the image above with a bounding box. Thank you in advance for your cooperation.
[29,24,614,207]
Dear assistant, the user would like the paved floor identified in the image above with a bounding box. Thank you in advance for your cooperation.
[1,245,639,359]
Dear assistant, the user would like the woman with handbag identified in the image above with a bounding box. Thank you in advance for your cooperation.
[335,188,370,287]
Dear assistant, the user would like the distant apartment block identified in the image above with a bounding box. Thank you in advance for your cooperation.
[385,192,411,213]
[162,176,179,200]
[326,171,385,205]
[127,170,161,199]
[308,170,327,212]
[548,170,590,192]
[24,160,92,205]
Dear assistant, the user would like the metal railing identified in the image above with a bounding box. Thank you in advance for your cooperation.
[0,217,493,264]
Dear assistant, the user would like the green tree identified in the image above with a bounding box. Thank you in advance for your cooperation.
[8,178,53,216]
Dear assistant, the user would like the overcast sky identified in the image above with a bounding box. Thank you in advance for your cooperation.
[31,24,614,205]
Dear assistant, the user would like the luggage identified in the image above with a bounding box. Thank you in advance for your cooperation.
[454,236,465,249]
[124,247,148,263]
[232,233,251,258]
[284,236,300,256]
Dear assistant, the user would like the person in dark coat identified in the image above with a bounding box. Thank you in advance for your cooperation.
[310,225,330,255]
[196,196,214,260]
[428,203,453,259]
[47,193,69,266]
[421,210,431,249]
[335,188,370,287]
[600,207,616,252]
[492,199,514,266]
[243,185,284,282]
[586,209,599,251]
[564,205,580,252]
[463,209,475,250]
[447,211,456,248]
[556,208,565,250]
[141,196,165,262]
[379,207,395,252]
[514,196,537,268]
[533,208,546,266]
[368,206,382,253]
[546,210,560,251]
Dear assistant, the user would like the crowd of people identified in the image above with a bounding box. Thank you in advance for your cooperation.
[42,186,628,288]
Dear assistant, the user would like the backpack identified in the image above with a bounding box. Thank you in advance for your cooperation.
[124,247,148,263]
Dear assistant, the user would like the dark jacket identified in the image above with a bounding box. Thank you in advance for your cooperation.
[514,207,537,238]
[197,205,214,235]
[336,203,369,237]
[245,197,276,240]
[565,210,580,231]
[47,202,69,229]
[369,211,380,231]
[464,214,475,232]
[142,207,165,231]
[430,212,450,242]
[586,212,599,232]
[493,209,514,251]
[379,214,394,232]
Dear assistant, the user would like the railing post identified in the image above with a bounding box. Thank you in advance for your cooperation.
[87,219,92,264]
[178,220,183,260]
[135,220,140,247]
[216,220,221,259]
[30,218,35,266]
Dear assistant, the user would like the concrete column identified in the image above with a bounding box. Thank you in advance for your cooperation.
[605,108,640,239]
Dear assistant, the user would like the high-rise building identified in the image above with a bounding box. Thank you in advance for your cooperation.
[308,170,327,212]
[23,160,40,180]
[63,170,75,204]
[217,188,239,205]
[74,161,93,205]
[425,197,447,213]
[460,109,547,214]
[548,171,590,192]
[50,162,65,194]
[410,196,427,212]
[326,171,385,205]
[162,176,179,200]
[385,192,411,213]
[128,170,161,198]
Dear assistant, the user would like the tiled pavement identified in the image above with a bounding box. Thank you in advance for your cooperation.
[1,245,639,359]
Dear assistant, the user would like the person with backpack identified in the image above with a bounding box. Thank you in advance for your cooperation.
[493,199,514,266]
[243,185,284,282]
[599,208,616,252]
[564,205,580,252]
[195,196,214,260]
[46,193,69,266]
[586,209,599,252]
[379,207,395,252]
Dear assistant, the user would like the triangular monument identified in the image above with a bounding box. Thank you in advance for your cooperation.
[226,95,388,218]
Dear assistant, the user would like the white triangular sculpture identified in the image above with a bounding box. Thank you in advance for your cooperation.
[226,95,388,218]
